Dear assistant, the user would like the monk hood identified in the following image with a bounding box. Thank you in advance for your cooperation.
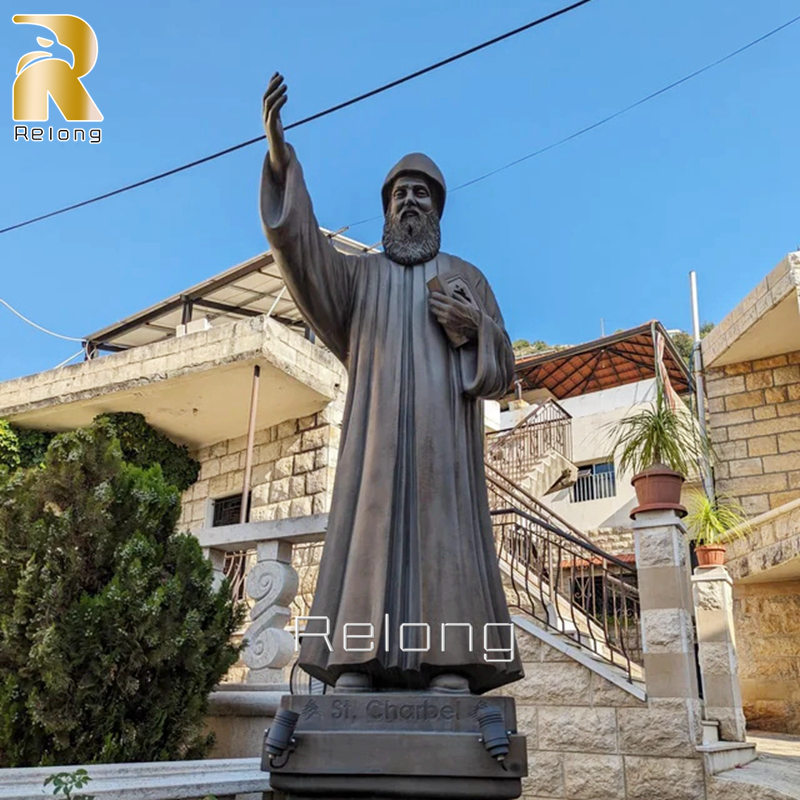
[381,153,446,218]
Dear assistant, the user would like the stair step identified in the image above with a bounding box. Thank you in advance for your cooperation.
[702,719,721,745]
[697,742,758,775]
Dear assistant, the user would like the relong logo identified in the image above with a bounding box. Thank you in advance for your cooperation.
[12,14,102,122]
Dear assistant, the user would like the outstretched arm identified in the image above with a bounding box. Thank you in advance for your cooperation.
[260,74,357,363]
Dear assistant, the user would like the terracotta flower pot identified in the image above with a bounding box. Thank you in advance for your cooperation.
[630,464,687,519]
[695,544,726,568]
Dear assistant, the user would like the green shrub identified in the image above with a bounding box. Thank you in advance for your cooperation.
[0,423,56,474]
[0,419,20,474]
[44,769,94,800]
[13,426,55,469]
[0,419,243,767]
[95,412,199,491]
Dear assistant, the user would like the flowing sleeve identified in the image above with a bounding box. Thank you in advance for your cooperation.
[260,144,358,363]
[459,266,515,400]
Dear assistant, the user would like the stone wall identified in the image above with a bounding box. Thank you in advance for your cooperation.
[589,527,634,556]
[733,580,800,734]
[501,631,706,800]
[179,395,344,532]
[180,396,344,684]
[706,350,800,515]
[725,500,800,583]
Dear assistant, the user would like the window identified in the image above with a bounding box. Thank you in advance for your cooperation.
[212,493,249,526]
[570,461,616,503]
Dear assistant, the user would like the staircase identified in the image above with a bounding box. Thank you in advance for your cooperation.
[483,397,643,685]
[485,400,578,495]
[519,448,578,497]
[486,462,643,684]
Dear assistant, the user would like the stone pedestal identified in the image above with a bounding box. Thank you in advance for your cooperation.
[692,565,747,742]
[632,508,704,760]
[265,693,527,799]
[632,509,699,702]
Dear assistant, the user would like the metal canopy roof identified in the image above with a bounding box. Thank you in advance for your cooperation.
[513,321,692,399]
[84,230,377,354]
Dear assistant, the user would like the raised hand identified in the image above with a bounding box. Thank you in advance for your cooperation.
[429,291,481,341]
[263,72,289,183]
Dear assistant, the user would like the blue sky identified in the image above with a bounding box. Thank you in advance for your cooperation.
[1,1,798,381]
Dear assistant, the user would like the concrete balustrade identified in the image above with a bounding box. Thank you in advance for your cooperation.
[692,565,747,742]
[195,515,327,757]
[0,758,270,800]
[632,508,700,704]
[196,514,328,687]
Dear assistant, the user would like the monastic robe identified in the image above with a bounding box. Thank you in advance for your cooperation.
[260,146,523,694]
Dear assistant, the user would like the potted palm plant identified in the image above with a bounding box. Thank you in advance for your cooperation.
[609,384,707,518]
[684,490,750,567]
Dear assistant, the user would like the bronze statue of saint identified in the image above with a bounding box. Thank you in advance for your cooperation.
[260,73,522,694]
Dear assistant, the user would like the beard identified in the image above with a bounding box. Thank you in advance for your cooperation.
[382,207,441,266]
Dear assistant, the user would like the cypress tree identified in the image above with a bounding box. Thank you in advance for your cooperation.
[0,419,243,766]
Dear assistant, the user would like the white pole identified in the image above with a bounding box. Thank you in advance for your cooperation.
[690,271,712,496]
[241,365,261,523]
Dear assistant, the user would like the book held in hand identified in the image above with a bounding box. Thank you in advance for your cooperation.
[427,271,479,348]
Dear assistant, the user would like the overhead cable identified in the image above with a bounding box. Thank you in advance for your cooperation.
[342,10,800,230]
[0,0,592,236]
[0,297,84,341]
[451,11,800,192]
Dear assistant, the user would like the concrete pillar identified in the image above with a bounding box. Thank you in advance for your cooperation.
[692,565,747,741]
[633,509,699,702]
[203,547,227,592]
[242,539,299,685]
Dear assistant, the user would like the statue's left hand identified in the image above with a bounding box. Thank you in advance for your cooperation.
[429,292,481,340]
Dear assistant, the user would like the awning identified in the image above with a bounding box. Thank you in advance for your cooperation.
[83,230,377,354]
[514,321,692,399]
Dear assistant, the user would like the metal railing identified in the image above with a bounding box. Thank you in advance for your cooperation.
[491,505,642,681]
[486,461,592,544]
[486,462,641,681]
[485,400,572,483]
[570,470,617,503]
[223,550,253,603]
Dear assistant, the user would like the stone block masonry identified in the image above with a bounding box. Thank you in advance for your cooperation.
[733,579,800,734]
[178,392,345,532]
[500,630,706,800]
[706,349,800,515]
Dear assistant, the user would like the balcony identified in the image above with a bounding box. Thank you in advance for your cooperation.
[0,314,344,447]
[570,464,617,503]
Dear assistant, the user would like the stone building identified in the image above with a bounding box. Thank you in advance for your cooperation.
[494,322,694,558]
[1,240,796,797]
[701,250,800,737]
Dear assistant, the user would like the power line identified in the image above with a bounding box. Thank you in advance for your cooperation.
[0,297,84,341]
[0,0,592,236]
[52,348,86,369]
[450,11,800,191]
[342,10,800,230]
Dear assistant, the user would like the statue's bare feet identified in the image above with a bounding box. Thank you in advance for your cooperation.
[334,671,372,694]
[429,673,470,694]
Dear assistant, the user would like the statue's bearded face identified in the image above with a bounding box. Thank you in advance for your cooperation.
[382,174,441,266]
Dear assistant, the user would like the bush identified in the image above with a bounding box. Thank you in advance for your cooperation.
[96,412,199,492]
[14,426,55,469]
[0,419,243,767]
[0,420,20,475]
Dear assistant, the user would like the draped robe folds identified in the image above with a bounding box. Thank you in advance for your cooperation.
[260,146,523,694]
